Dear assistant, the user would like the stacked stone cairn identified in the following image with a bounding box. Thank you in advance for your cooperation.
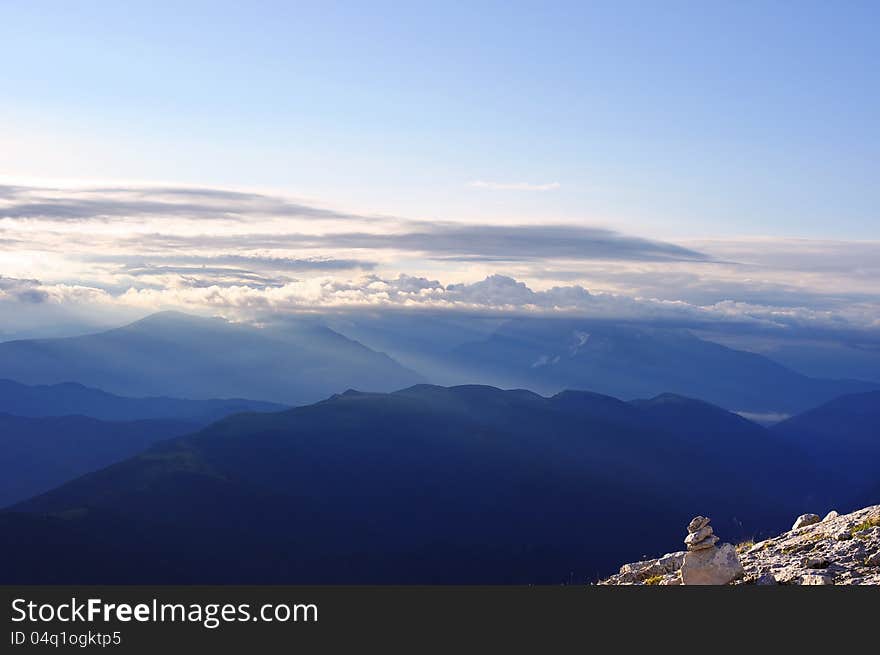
[680,515,744,585]
[684,516,718,551]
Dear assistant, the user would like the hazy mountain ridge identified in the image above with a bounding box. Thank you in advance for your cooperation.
[771,391,880,498]
[0,378,287,422]
[1,384,840,584]
[0,378,290,508]
[0,311,423,405]
[442,319,878,414]
[0,312,874,583]
[3,311,872,415]
[0,412,198,508]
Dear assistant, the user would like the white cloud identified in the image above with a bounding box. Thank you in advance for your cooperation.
[5,272,874,339]
[1,183,878,345]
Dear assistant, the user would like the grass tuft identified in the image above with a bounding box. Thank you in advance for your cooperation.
[850,516,880,537]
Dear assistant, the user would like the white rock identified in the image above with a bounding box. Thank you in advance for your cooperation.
[680,543,744,585]
[822,510,839,522]
[792,513,821,530]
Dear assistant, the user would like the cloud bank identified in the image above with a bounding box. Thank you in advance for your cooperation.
[1,183,878,345]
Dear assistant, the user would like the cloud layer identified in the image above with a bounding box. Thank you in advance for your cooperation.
[1,183,878,345]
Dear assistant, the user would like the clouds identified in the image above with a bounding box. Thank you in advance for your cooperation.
[0,182,878,346]
[112,224,704,263]
[0,275,48,303]
[1,184,703,263]
[5,270,877,343]
[103,255,376,291]
[319,224,707,262]
[0,184,368,223]
[468,180,561,191]
[0,276,113,308]
[113,254,376,280]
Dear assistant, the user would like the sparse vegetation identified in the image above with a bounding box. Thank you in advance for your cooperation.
[645,575,663,585]
[850,516,880,537]
[736,540,754,554]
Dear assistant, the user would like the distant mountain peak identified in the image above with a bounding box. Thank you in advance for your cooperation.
[634,393,710,407]
[0,313,423,404]
[122,310,229,330]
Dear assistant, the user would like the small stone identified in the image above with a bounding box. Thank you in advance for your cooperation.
[792,513,821,530]
[834,530,852,541]
[822,510,839,522]
[687,516,711,533]
[803,556,829,569]
[684,526,714,545]
[865,552,880,567]
[681,543,744,585]
[800,573,833,585]
[687,534,719,551]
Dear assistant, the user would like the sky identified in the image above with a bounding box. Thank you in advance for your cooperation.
[0,1,878,345]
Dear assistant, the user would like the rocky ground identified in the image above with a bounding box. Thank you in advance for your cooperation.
[599,504,880,585]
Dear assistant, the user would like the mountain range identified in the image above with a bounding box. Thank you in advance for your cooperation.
[0,311,423,405]
[323,314,879,416]
[0,311,876,584]
[0,380,287,508]
[0,413,197,508]
[5,383,867,584]
[0,378,286,422]
[772,391,880,499]
[440,319,877,415]
[1,311,874,416]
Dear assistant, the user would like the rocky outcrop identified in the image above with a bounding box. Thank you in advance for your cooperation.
[792,513,821,530]
[600,505,880,585]
[736,505,880,585]
[606,551,686,585]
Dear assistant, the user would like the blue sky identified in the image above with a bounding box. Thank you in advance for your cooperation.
[2,1,878,239]
[0,2,879,345]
